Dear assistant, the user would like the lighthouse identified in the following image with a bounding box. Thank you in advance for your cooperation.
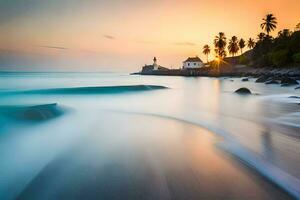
[153,57,158,70]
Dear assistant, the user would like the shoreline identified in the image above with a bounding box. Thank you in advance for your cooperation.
[15,111,293,200]
[132,66,300,79]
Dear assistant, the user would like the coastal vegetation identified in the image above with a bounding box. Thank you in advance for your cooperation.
[228,36,239,57]
[238,38,246,54]
[247,38,255,49]
[261,14,277,36]
[202,45,211,63]
[214,32,227,59]
[203,13,300,68]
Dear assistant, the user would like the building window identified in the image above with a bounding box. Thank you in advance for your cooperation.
[194,63,196,66]
[188,63,190,66]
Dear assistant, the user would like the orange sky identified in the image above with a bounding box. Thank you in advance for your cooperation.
[0,0,300,71]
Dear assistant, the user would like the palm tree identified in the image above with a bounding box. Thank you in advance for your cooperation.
[239,38,246,54]
[296,23,300,31]
[247,38,255,49]
[214,32,227,58]
[228,36,239,57]
[219,49,227,58]
[278,29,292,38]
[257,32,266,42]
[202,45,211,63]
[261,13,277,36]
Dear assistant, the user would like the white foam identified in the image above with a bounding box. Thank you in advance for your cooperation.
[259,94,300,104]
[221,142,300,199]
[112,110,300,199]
[272,112,300,128]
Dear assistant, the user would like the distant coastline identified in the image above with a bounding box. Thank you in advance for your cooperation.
[132,49,300,83]
[132,58,300,87]
[132,65,300,78]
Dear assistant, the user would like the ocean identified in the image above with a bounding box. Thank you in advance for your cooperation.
[0,72,299,199]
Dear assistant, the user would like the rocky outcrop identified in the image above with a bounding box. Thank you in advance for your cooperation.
[235,87,252,94]
[288,96,300,99]
[280,77,299,86]
[265,80,279,84]
[255,75,270,83]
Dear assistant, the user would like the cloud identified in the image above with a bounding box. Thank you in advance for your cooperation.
[103,35,115,40]
[36,45,68,50]
[172,42,196,46]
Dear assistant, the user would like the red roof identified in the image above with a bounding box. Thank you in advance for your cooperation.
[183,56,203,63]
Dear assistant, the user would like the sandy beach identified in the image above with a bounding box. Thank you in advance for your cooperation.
[15,112,292,200]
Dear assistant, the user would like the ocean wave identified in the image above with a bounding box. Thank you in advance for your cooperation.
[221,142,300,199]
[271,112,300,129]
[0,103,64,122]
[3,85,168,95]
[258,94,300,104]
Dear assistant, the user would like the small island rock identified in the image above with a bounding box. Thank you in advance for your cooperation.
[288,96,300,99]
[235,87,252,94]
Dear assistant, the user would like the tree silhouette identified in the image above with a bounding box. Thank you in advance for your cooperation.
[261,14,277,36]
[202,45,211,63]
[214,32,227,58]
[228,36,239,57]
[239,38,246,54]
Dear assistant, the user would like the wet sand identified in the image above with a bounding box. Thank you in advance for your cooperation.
[17,112,292,200]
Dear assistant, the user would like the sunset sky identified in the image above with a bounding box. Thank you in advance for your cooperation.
[0,0,300,72]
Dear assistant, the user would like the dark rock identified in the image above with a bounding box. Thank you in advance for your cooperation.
[235,87,252,94]
[288,96,300,99]
[271,75,283,81]
[265,80,279,84]
[255,75,270,83]
[242,78,249,82]
[282,83,292,87]
[280,77,298,85]
[281,83,298,87]
[130,72,140,75]
[295,86,300,90]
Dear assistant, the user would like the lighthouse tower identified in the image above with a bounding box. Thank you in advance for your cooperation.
[153,57,158,70]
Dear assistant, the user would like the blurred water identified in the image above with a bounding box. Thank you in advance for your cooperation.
[0,72,299,199]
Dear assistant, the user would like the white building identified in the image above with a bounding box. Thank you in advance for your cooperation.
[182,56,204,69]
